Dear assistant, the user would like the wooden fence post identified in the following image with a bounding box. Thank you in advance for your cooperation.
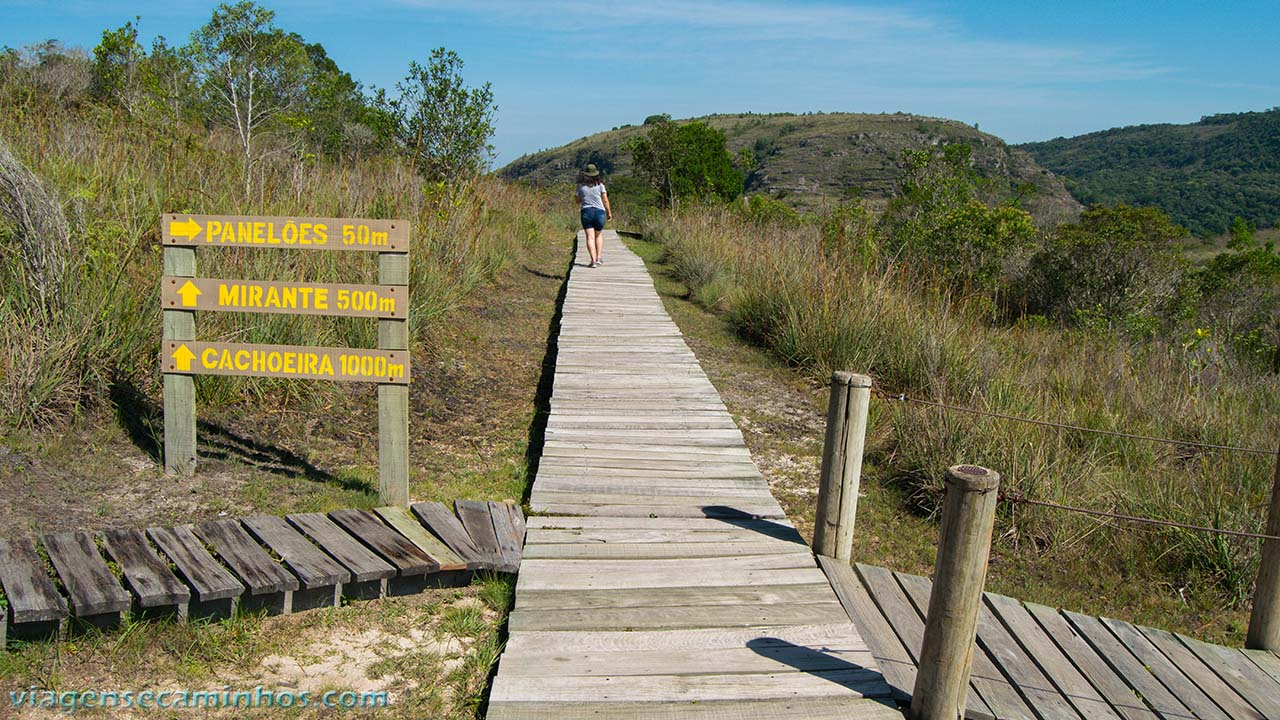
[814,371,872,561]
[378,250,410,506]
[1247,442,1280,651]
[910,465,1001,720]
[163,246,197,475]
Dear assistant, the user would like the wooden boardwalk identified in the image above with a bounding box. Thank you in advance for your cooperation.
[488,231,898,719]
[0,500,523,645]
[821,560,1280,719]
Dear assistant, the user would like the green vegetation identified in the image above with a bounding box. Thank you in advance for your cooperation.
[637,141,1280,629]
[1019,108,1280,236]
[626,117,744,206]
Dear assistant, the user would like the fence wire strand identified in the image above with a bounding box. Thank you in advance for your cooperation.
[1000,490,1280,542]
[872,387,1278,456]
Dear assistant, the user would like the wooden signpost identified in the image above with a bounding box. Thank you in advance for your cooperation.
[161,213,412,505]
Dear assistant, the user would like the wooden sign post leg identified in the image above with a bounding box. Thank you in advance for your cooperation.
[378,251,410,505]
[163,246,197,475]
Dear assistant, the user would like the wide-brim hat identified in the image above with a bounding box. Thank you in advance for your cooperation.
[583,164,600,177]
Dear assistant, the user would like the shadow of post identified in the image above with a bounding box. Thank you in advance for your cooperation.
[744,637,885,687]
[700,505,808,544]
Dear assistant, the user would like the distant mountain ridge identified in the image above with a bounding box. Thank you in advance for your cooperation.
[501,112,1081,222]
[1017,108,1280,236]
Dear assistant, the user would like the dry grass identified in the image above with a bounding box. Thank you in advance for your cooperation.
[644,204,1280,609]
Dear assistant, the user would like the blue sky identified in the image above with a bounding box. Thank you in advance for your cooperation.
[4,1,1278,167]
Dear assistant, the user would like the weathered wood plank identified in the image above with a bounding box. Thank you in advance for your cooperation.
[498,643,876,678]
[489,669,891,703]
[1137,625,1264,720]
[891,569,1036,720]
[1175,633,1280,719]
[1100,617,1229,720]
[241,516,350,589]
[147,525,244,601]
[526,516,795,531]
[531,503,787,519]
[507,602,852,632]
[285,513,395,582]
[984,593,1122,720]
[522,541,808,560]
[516,555,819,592]
[489,501,523,572]
[486,697,904,720]
[41,532,132,616]
[525,527,804,546]
[515,583,837,611]
[100,528,191,608]
[1062,610,1194,720]
[1023,602,1157,720]
[329,508,438,576]
[373,506,468,571]
[194,519,298,594]
[454,500,503,568]
[409,502,490,570]
[0,537,67,623]
[1242,647,1280,685]
[506,503,526,547]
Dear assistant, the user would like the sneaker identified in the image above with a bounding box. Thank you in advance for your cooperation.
[589,260,599,268]
[597,257,604,264]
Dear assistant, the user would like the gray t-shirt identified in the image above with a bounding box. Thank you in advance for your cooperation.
[577,182,607,210]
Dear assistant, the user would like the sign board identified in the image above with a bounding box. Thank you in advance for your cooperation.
[164,341,410,385]
[161,277,406,318]
[162,214,409,252]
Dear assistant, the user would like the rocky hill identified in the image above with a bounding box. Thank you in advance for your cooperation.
[501,112,1081,222]
[1018,108,1280,236]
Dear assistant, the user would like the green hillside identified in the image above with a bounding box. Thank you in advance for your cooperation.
[501,112,1081,222]
[1018,108,1280,236]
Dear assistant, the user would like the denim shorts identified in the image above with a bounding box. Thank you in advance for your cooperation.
[580,207,606,231]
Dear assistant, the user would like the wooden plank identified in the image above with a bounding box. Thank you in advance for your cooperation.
[522,541,809,560]
[489,669,890,704]
[487,697,904,720]
[161,276,406,318]
[162,245,196,475]
[378,250,409,506]
[40,532,131,616]
[1023,603,1158,720]
[0,538,67,623]
[455,500,503,567]
[162,213,409,252]
[526,516,796,531]
[525,528,804,546]
[410,502,490,570]
[285,513,396,582]
[147,525,243,602]
[984,593,1122,720]
[163,341,409,384]
[372,506,468,571]
[193,519,298,594]
[1138,625,1265,720]
[1099,617,1229,720]
[504,623,864,655]
[816,556,921,706]
[240,516,350,589]
[489,501,523,572]
[532,503,787,519]
[328,508,438,576]
[1062,611,1194,720]
[100,529,191,608]
[891,569,1037,720]
[1242,647,1280,685]
[853,563,994,717]
[517,565,825,592]
[498,643,877,677]
[516,583,837,611]
[1175,633,1280,719]
[506,503,526,546]
[507,602,852,631]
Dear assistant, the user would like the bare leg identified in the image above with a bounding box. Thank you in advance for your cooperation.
[584,228,600,264]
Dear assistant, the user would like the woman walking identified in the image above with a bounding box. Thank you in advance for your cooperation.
[576,164,612,267]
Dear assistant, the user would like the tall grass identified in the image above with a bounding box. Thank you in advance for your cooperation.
[0,97,561,426]
[644,204,1280,604]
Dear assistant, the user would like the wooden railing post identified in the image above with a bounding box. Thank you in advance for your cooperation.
[1247,442,1280,650]
[910,464,1000,720]
[814,372,872,561]
[163,245,197,475]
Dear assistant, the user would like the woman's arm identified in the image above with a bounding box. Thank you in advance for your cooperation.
[603,189,613,221]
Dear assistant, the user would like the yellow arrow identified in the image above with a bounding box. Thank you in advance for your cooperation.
[171,344,196,372]
[169,216,203,242]
[177,280,202,307]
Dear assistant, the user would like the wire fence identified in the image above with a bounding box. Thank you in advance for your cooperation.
[867,383,1279,542]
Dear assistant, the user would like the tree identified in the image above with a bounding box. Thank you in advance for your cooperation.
[391,48,496,183]
[91,18,145,114]
[297,39,384,160]
[627,118,743,207]
[880,144,1035,293]
[188,1,311,198]
[1022,204,1188,329]
[140,36,197,127]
